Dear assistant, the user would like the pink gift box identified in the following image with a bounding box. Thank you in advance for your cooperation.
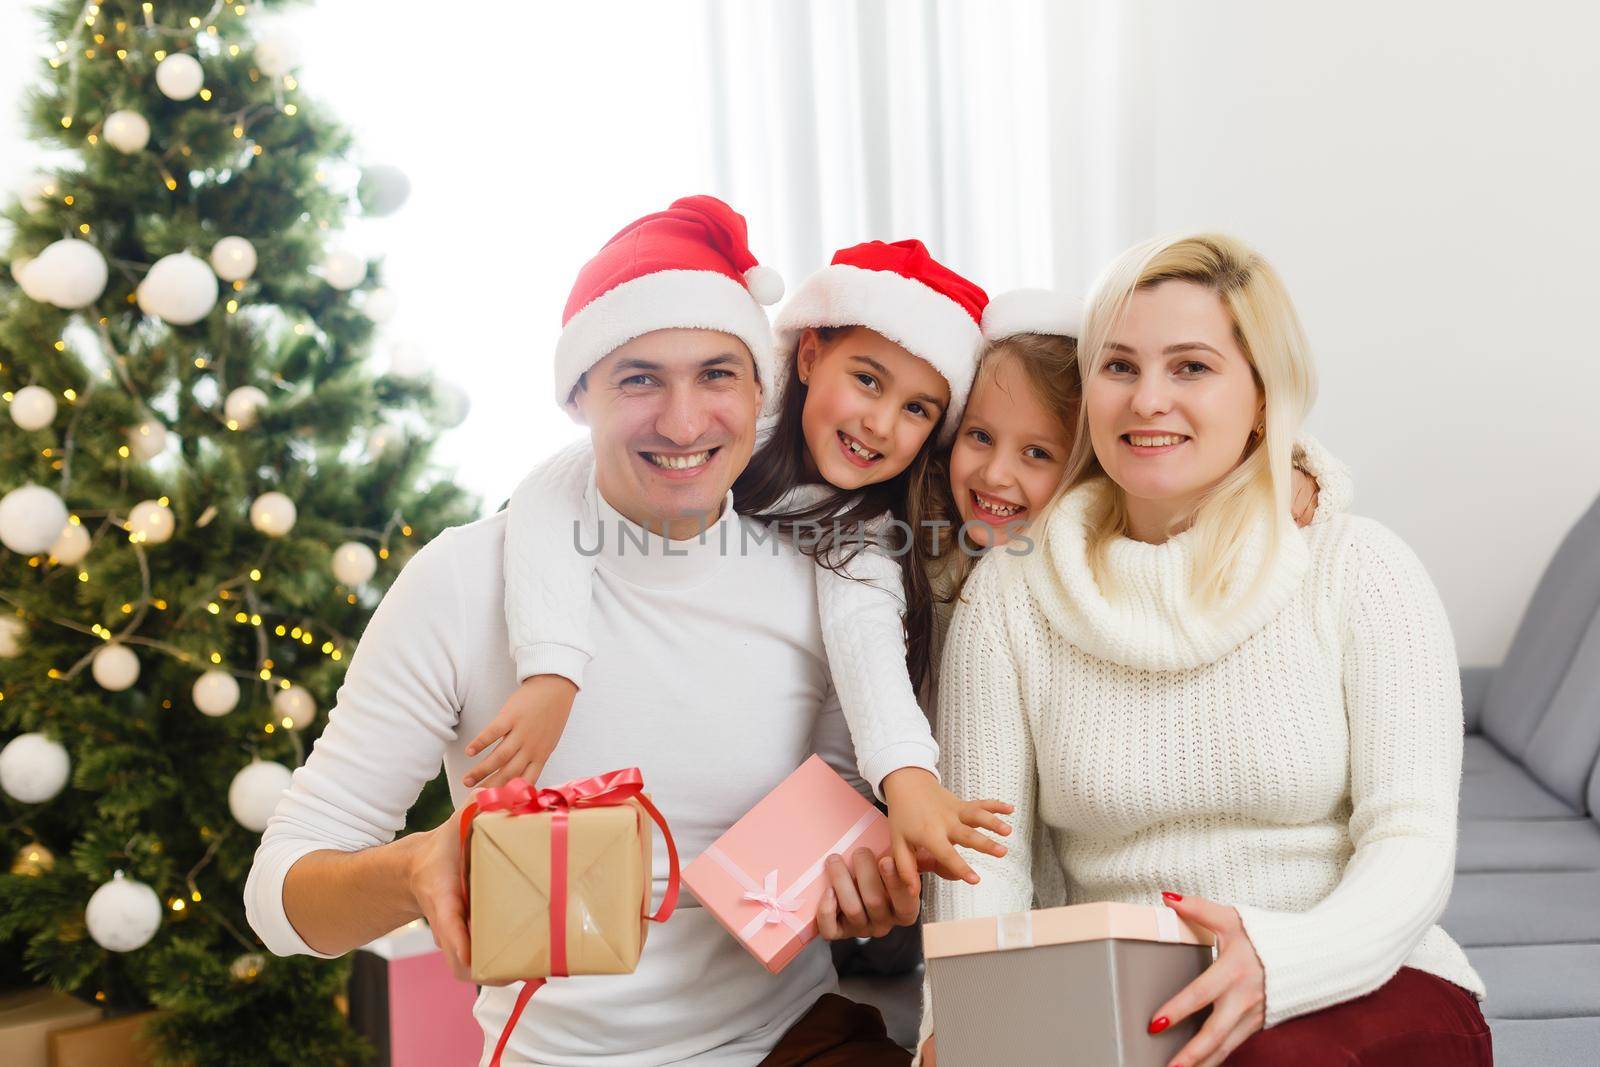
[352,921,483,1067]
[684,755,892,973]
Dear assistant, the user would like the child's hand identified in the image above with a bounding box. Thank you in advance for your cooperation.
[462,675,578,790]
[881,767,1013,887]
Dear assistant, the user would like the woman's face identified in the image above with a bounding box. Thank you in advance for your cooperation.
[1085,280,1262,529]
[948,355,1074,549]
[796,327,950,490]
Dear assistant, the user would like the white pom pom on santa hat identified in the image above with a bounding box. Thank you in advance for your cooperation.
[743,264,784,307]
[980,288,1084,343]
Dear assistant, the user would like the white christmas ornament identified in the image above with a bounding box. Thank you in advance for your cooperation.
[86,871,162,952]
[192,670,241,717]
[0,733,71,803]
[253,30,302,78]
[103,110,151,153]
[19,174,59,213]
[10,385,58,431]
[0,616,24,658]
[0,484,70,554]
[31,239,109,309]
[127,419,169,461]
[223,385,269,429]
[433,381,471,428]
[155,53,204,101]
[272,685,316,731]
[127,499,175,545]
[49,521,91,565]
[92,643,141,691]
[229,760,292,832]
[209,236,257,281]
[138,252,218,325]
[250,492,296,537]
[320,248,366,291]
[362,286,397,323]
[358,164,411,217]
[385,339,427,378]
[331,541,377,586]
[12,257,55,302]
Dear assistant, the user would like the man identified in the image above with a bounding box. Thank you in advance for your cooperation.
[244,196,918,1065]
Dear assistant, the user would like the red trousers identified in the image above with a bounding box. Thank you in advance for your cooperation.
[1227,967,1492,1065]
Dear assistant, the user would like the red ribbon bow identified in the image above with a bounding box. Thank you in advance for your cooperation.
[460,767,680,1067]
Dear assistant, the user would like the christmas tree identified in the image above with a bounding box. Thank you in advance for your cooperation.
[0,1,478,1062]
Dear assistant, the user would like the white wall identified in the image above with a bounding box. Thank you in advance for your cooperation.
[1077,0,1600,665]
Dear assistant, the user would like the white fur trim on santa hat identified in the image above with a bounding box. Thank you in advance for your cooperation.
[981,288,1083,343]
[773,264,984,442]
[553,269,778,409]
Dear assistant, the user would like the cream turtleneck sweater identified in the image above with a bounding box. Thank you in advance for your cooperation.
[923,477,1484,1042]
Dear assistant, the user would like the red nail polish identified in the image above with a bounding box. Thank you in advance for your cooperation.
[1148,1016,1170,1034]
[1162,891,1183,903]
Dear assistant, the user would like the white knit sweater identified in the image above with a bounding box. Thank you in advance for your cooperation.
[923,477,1485,1042]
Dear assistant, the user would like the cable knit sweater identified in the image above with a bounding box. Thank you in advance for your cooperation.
[921,477,1484,1047]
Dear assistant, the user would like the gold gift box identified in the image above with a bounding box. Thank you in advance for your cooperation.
[468,800,654,985]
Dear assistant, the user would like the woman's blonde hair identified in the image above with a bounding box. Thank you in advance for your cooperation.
[1068,232,1317,608]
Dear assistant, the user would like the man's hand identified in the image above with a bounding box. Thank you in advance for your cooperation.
[816,847,920,940]
[463,674,577,789]
[882,767,1012,887]
[403,808,489,984]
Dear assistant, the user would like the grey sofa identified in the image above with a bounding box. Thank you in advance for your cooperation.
[1444,491,1600,1066]
[846,493,1600,1064]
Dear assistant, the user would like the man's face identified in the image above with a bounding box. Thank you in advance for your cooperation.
[570,328,762,539]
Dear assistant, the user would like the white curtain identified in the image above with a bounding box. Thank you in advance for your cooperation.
[700,0,1148,301]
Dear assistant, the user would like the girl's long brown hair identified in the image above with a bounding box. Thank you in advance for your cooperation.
[733,327,948,690]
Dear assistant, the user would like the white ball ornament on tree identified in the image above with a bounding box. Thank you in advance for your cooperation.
[331,541,377,586]
[229,760,293,832]
[362,286,398,323]
[92,643,141,691]
[155,53,204,100]
[10,385,58,431]
[32,238,109,309]
[127,499,175,545]
[0,615,24,658]
[358,164,411,217]
[127,419,169,461]
[223,385,269,429]
[12,257,55,302]
[253,29,302,78]
[320,248,366,291]
[138,252,219,325]
[192,670,241,717]
[210,236,257,282]
[249,491,296,537]
[272,685,316,731]
[49,521,91,566]
[0,484,70,554]
[0,733,71,804]
[86,871,162,952]
[102,109,151,154]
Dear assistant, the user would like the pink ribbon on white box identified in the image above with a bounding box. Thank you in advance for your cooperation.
[700,808,882,942]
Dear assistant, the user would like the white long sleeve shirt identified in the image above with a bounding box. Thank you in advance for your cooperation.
[504,439,938,797]
[921,478,1484,1048]
[245,490,870,1066]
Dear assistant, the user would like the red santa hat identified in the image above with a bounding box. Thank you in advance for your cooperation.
[772,239,988,440]
[980,288,1084,344]
[554,194,785,407]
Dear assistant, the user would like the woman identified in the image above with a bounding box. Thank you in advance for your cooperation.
[920,234,1490,1066]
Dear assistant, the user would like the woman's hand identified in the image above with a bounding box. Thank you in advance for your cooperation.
[816,847,920,940]
[1149,892,1266,1067]
[918,1034,936,1066]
